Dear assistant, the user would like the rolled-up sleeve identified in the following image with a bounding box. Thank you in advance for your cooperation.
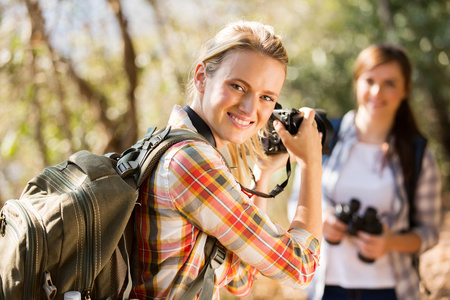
[167,141,320,291]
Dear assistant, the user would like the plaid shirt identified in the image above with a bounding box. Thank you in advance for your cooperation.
[131,105,320,299]
[302,110,442,300]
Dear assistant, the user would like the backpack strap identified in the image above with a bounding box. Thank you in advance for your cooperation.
[407,135,429,295]
[407,135,427,227]
[113,126,226,300]
[323,117,343,163]
[121,228,226,300]
[328,118,343,153]
[180,238,226,300]
[118,234,133,300]
[112,126,210,188]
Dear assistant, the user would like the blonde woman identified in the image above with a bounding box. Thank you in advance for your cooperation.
[131,20,323,299]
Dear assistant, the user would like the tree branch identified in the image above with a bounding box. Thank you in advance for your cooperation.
[108,0,139,151]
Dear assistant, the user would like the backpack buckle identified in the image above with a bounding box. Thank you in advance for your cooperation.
[148,126,171,149]
[210,243,226,269]
[116,161,139,178]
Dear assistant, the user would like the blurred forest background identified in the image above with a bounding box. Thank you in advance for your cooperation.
[0,0,449,299]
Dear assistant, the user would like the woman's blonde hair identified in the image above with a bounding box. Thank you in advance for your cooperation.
[187,20,289,185]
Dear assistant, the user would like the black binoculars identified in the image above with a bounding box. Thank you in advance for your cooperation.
[327,198,383,263]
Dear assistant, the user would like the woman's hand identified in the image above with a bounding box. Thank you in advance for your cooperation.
[256,152,290,177]
[356,223,392,260]
[281,108,323,240]
[273,108,322,169]
[323,208,347,244]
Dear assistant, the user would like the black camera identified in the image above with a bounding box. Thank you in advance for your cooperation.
[260,103,334,155]
[328,198,383,263]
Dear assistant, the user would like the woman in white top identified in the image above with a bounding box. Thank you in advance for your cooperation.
[288,44,442,300]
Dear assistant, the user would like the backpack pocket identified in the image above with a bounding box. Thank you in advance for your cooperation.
[0,199,47,299]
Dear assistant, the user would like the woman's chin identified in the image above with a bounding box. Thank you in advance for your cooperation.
[227,134,251,145]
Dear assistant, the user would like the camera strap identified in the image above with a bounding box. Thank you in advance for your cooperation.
[183,105,216,147]
[183,105,291,199]
[241,158,292,198]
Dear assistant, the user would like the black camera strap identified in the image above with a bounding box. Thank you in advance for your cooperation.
[241,158,291,198]
[183,105,290,199]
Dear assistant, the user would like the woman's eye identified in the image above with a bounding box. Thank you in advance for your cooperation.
[231,84,244,92]
[366,78,374,85]
[385,81,395,87]
[261,95,274,102]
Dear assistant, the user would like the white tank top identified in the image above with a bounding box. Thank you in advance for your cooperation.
[325,142,396,288]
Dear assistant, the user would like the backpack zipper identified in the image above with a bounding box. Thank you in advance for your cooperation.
[6,200,40,299]
[75,188,94,289]
[1,210,19,241]
[1,209,20,300]
[2,201,51,298]
[45,167,95,293]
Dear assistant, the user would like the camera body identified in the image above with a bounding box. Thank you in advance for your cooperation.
[260,103,334,155]
[329,198,383,263]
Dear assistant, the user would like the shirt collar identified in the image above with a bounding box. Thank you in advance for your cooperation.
[168,105,216,147]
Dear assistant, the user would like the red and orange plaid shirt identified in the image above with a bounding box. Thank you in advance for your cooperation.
[131,105,320,299]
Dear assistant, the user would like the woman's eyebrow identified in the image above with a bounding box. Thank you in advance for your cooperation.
[233,78,279,97]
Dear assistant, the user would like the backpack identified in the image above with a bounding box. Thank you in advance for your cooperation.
[0,126,225,300]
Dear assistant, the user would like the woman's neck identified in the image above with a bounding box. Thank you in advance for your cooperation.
[355,109,394,144]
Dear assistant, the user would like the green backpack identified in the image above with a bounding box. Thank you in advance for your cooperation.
[0,126,224,300]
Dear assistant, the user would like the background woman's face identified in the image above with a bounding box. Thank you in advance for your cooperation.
[194,50,286,149]
[356,61,407,121]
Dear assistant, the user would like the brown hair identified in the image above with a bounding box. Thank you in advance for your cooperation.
[354,44,422,183]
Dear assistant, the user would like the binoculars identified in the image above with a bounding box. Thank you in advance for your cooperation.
[327,198,383,263]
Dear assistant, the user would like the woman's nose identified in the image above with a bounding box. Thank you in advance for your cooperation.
[240,93,258,115]
[370,84,381,96]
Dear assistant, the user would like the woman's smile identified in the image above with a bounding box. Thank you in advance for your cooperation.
[229,112,253,127]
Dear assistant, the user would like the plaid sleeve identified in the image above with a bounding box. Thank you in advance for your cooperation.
[412,149,442,254]
[167,141,321,290]
[222,261,258,297]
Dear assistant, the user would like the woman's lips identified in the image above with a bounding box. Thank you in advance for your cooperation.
[228,113,253,127]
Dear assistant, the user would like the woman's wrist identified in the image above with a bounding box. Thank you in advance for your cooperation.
[253,165,273,192]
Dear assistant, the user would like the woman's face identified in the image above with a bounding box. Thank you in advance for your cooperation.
[356,61,407,121]
[192,50,286,149]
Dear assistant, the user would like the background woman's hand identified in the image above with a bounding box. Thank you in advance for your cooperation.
[323,208,347,244]
[356,223,392,260]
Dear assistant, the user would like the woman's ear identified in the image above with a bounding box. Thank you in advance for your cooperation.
[194,63,207,93]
